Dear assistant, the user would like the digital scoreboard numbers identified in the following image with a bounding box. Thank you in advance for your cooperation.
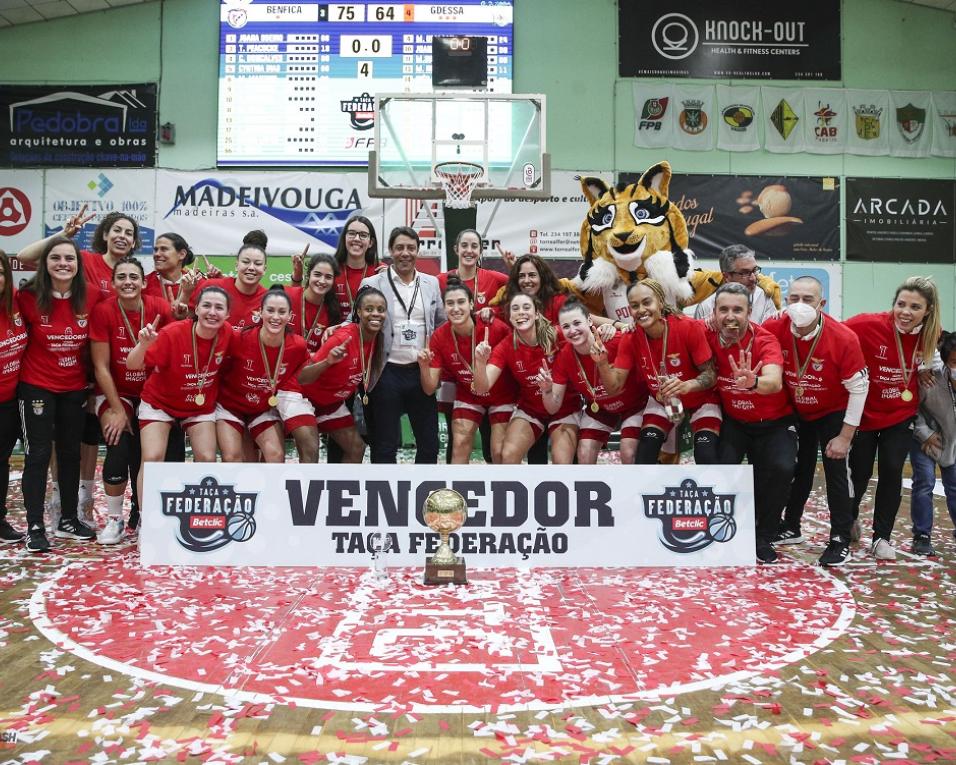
[217,0,514,166]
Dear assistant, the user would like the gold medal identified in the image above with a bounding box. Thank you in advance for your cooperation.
[794,386,804,397]
[362,394,369,406]
[901,389,913,402]
[190,323,219,411]
[195,393,206,406]
[590,400,600,413]
[258,329,286,416]
[268,395,279,407]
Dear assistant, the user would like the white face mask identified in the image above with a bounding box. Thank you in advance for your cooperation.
[786,301,818,328]
[949,367,956,382]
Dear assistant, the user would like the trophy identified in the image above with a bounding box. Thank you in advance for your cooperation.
[423,488,468,585]
[368,532,393,582]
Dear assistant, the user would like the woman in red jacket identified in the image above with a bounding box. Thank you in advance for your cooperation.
[90,257,172,544]
[127,286,232,512]
[845,276,942,560]
[17,236,102,553]
[0,251,28,544]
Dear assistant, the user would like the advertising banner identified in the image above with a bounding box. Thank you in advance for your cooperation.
[43,169,156,252]
[846,178,955,264]
[0,83,156,168]
[141,463,757,568]
[154,170,374,256]
[620,172,840,262]
[619,0,841,81]
[0,170,43,256]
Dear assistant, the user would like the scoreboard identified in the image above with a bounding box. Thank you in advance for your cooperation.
[217,0,514,166]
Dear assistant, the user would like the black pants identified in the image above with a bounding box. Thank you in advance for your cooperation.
[782,409,854,541]
[719,415,798,545]
[365,363,439,464]
[849,418,914,542]
[0,398,22,520]
[18,382,87,529]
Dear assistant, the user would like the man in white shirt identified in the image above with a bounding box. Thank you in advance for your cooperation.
[360,226,445,463]
[694,244,779,325]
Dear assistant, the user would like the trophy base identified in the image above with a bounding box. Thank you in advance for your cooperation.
[423,557,467,586]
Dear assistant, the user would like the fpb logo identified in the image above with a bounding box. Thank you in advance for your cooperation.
[161,475,257,552]
[642,478,737,554]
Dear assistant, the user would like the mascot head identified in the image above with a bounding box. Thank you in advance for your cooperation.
[577,161,695,306]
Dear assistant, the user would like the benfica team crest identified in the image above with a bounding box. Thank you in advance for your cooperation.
[896,103,926,144]
[643,478,737,554]
[161,476,258,553]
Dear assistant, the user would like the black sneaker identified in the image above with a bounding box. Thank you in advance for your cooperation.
[756,542,778,564]
[912,534,936,557]
[819,538,850,567]
[26,525,50,553]
[55,517,95,541]
[773,528,804,545]
[0,518,25,544]
[128,503,140,531]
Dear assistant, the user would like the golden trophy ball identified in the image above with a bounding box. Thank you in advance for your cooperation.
[422,488,468,586]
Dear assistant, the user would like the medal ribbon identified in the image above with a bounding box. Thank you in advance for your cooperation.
[300,290,325,347]
[572,347,602,409]
[343,264,370,307]
[118,299,144,344]
[257,330,286,403]
[451,320,477,380]
[640,316,671,398]
[190,323,220,399]
[893,327,920,392]
[790,317,825,389]
[358,326,372,399]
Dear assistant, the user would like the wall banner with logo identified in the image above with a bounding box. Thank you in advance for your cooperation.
[43,169,157,252]
[155,170,374,257]
[141,463,756,568]
[846,178,955,264]
[619,0,841,81]
[0,83,156,168]
[0,170,43,254]
[619,172,840,262]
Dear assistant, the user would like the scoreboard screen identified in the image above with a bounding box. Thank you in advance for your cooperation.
[217,0,514,167]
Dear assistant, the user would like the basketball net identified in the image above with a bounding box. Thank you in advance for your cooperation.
[434,161,483,209]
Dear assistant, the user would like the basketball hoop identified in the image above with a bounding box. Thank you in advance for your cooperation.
[434,161,484,209]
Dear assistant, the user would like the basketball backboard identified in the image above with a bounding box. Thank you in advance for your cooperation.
[368,93,549,201]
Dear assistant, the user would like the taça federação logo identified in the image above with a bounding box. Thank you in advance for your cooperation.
[643,478,737,554]
[161,476,258,552]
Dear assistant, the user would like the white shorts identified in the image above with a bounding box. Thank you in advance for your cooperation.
[137,400,216,429]
[214,403,279,437]
[275,390,316,421]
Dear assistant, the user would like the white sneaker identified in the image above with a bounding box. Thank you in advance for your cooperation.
[46,497,61,530]
[78,498,95,527]
[871,538,896,561]
[97,518,124,545]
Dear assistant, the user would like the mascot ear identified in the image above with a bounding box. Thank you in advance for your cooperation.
[637,161,672,198]
[580,176,610,205]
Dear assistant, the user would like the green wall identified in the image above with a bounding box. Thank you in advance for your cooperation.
[2,0,956,321]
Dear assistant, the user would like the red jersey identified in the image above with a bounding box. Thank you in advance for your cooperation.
[333,264,374,315]
[81,250,116,301]
[428,317,516,406]
[845,312,923,431]
[706,323,792,423]
[16,289,100,393]
[763,314,867,422]
[489,333,578,420]
[552,335,649,415]
[439,269,508,309]
[301,323,375,407]
[143,271,186,306]
[190,277,266,331]
[0,306,29,402]
[89,295,172,399]
[285,286,336,354]
[141,319,232,417]
[616,314,717,410]
[219,329,309,416]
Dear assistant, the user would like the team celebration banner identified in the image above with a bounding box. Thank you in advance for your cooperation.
[0,83,156,168]
[633,86,956,157]
[619,0,841,81]
[141,463,757,568]
[619,172,840,263]
[846,178,956,264]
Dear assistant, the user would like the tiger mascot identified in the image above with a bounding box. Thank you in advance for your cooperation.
[571,160,778,318]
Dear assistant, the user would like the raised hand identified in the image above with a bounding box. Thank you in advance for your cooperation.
[328,336,350,364]
[590,334,608,365]
[475,328,492,364]
[417,348,433,366]
[496,242,516,270]
[138,315,161,346]
[292,244,308,281]
[596,322,616,342]
[64,204,95,237]
[729,348,763,390]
